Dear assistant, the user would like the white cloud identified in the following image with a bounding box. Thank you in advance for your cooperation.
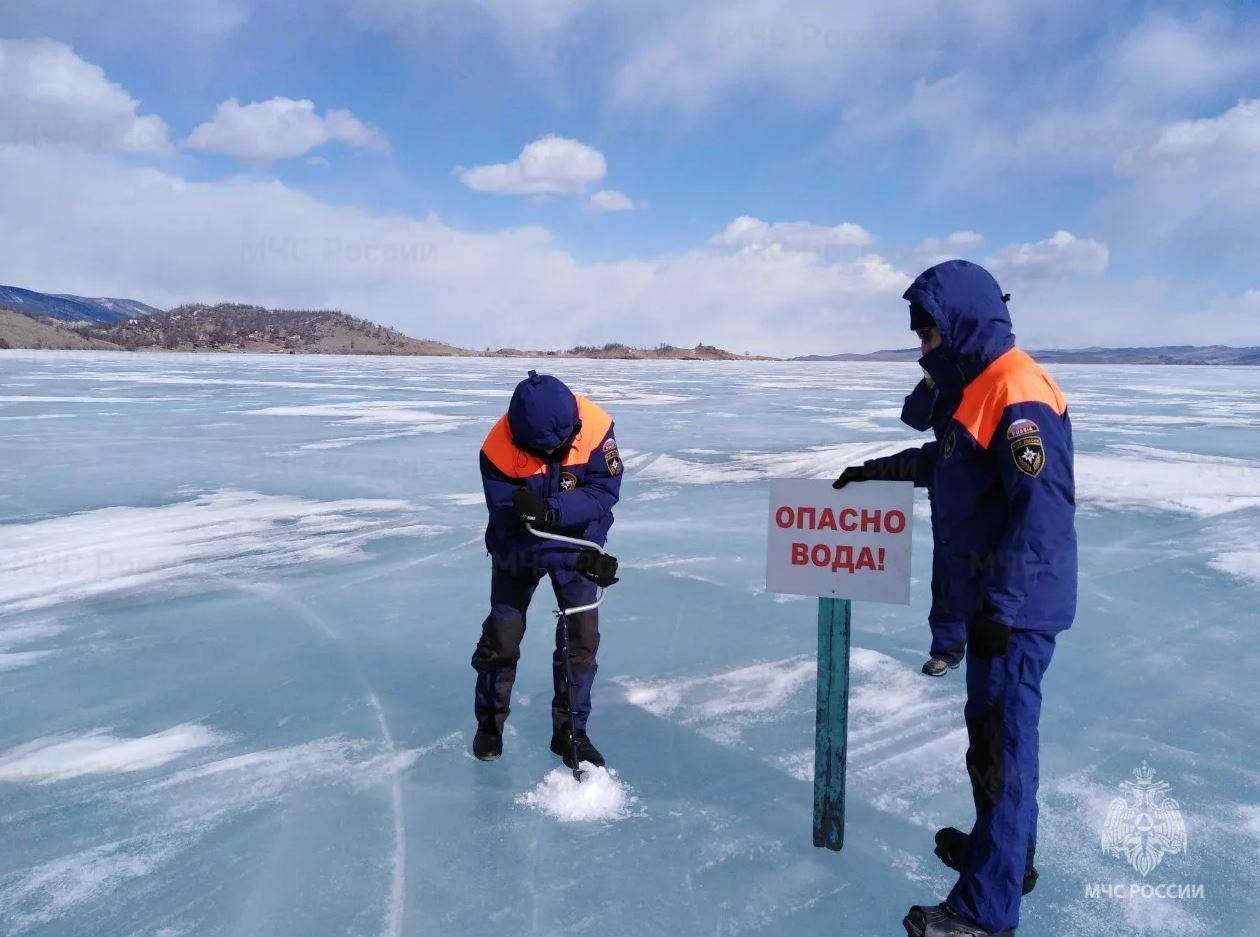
[1101,99,1260,249]
[589,189,636,212]
[347,0,586,49]
[1118,98,1260,176]
[458,134,608,195]
[184,97,387,161]
[0,144,917,357]
[3,143,1253,354]
[1106,13,1260,100]
[986,230,1109,280]
[3,1,249,48]
[711,216,874,252]
[836,11,1260,182]
[904,231,985,267]
[0,38,171,154]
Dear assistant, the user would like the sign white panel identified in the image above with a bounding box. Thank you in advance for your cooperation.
[766,479,915,604]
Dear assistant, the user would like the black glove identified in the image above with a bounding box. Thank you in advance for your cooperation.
[512,488,552,525]
[833,452,919,489]
[832,464,875,489]
[577,549,619,588]
[969,612,1011,658]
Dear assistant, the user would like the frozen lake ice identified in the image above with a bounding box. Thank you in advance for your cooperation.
[1,350,1258,936]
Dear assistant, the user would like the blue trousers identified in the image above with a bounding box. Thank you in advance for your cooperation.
[471,563,600,736]
[928,608,968,663]
[947,628,1056,933]
[928,560,967,663]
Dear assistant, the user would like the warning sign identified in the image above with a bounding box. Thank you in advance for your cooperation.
[766,479,914,604]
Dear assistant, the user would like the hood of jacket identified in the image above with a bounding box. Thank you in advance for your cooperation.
[903,260,1015,393]
[507,370,580,458]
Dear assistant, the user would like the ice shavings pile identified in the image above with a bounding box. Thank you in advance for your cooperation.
[516,764,636,822]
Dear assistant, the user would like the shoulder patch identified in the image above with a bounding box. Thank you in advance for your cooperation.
[1010,435,1045,478]
[1006,418,1039,440]
[603,436,618,452]
[603,445,622,476]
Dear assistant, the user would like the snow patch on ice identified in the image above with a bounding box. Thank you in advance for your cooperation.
[1239,804,1260,841]
[633,442,914,486]
[617,657,815,745]
[516,764,636,822]
[143,736,409,802]
[0,621,69,649]
[0,835,189,933]
[0,725,229,783]
[24,372,396,391]
[1210,548,1260,587]
[244,400,467,429]
[774,748,813,782]
[0,649,56,675]
[0,733,439,933]
[0,396,175,404]
[573,387,692,406]
[443,492,486,507]
[1077,445,1260,516]
[0,650,56,671]
[0,490,443,613]
[846,648,967,820]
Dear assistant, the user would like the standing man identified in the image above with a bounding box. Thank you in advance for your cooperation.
[835,260,1077,937]
[471,370,622,769]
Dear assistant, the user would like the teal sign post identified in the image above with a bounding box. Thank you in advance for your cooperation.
[766,478,916,853]
[813,596,852,850]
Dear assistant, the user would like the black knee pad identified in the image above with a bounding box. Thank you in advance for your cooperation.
[965,699,1006,812]
[969,614,1011,658]
[472,615,526,670]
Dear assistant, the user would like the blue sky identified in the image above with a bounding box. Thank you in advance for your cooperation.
[0,0,1257,354]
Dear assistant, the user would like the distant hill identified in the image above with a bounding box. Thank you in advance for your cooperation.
[0,296,770,359]
[794,348,922,362]
[0,307,123,351]
[1031,345,1260,365]
[78,303,467,355]
[0,284,161,325]
[489,342,773,361]
[795,345,1260,365]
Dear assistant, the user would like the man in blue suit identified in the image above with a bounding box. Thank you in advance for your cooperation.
[836,260,1077,936]
[472,371,622,768]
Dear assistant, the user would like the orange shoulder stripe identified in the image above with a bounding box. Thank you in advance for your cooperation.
[954,349,1067,448]
[565,396,613,465]
[481,416,545,479]
[480,396,614,477]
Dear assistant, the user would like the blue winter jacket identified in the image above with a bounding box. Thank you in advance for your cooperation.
[899,261,1078,633]
[480,371,622,572]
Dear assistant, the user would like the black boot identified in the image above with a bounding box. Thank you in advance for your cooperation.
[549,728,605,769]
[934,827,1038,895]
[472,723,502,762]
[903,903,1014,937]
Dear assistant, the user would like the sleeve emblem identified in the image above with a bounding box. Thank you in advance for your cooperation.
[602,434,622,475]
[1011,435,1045,477]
